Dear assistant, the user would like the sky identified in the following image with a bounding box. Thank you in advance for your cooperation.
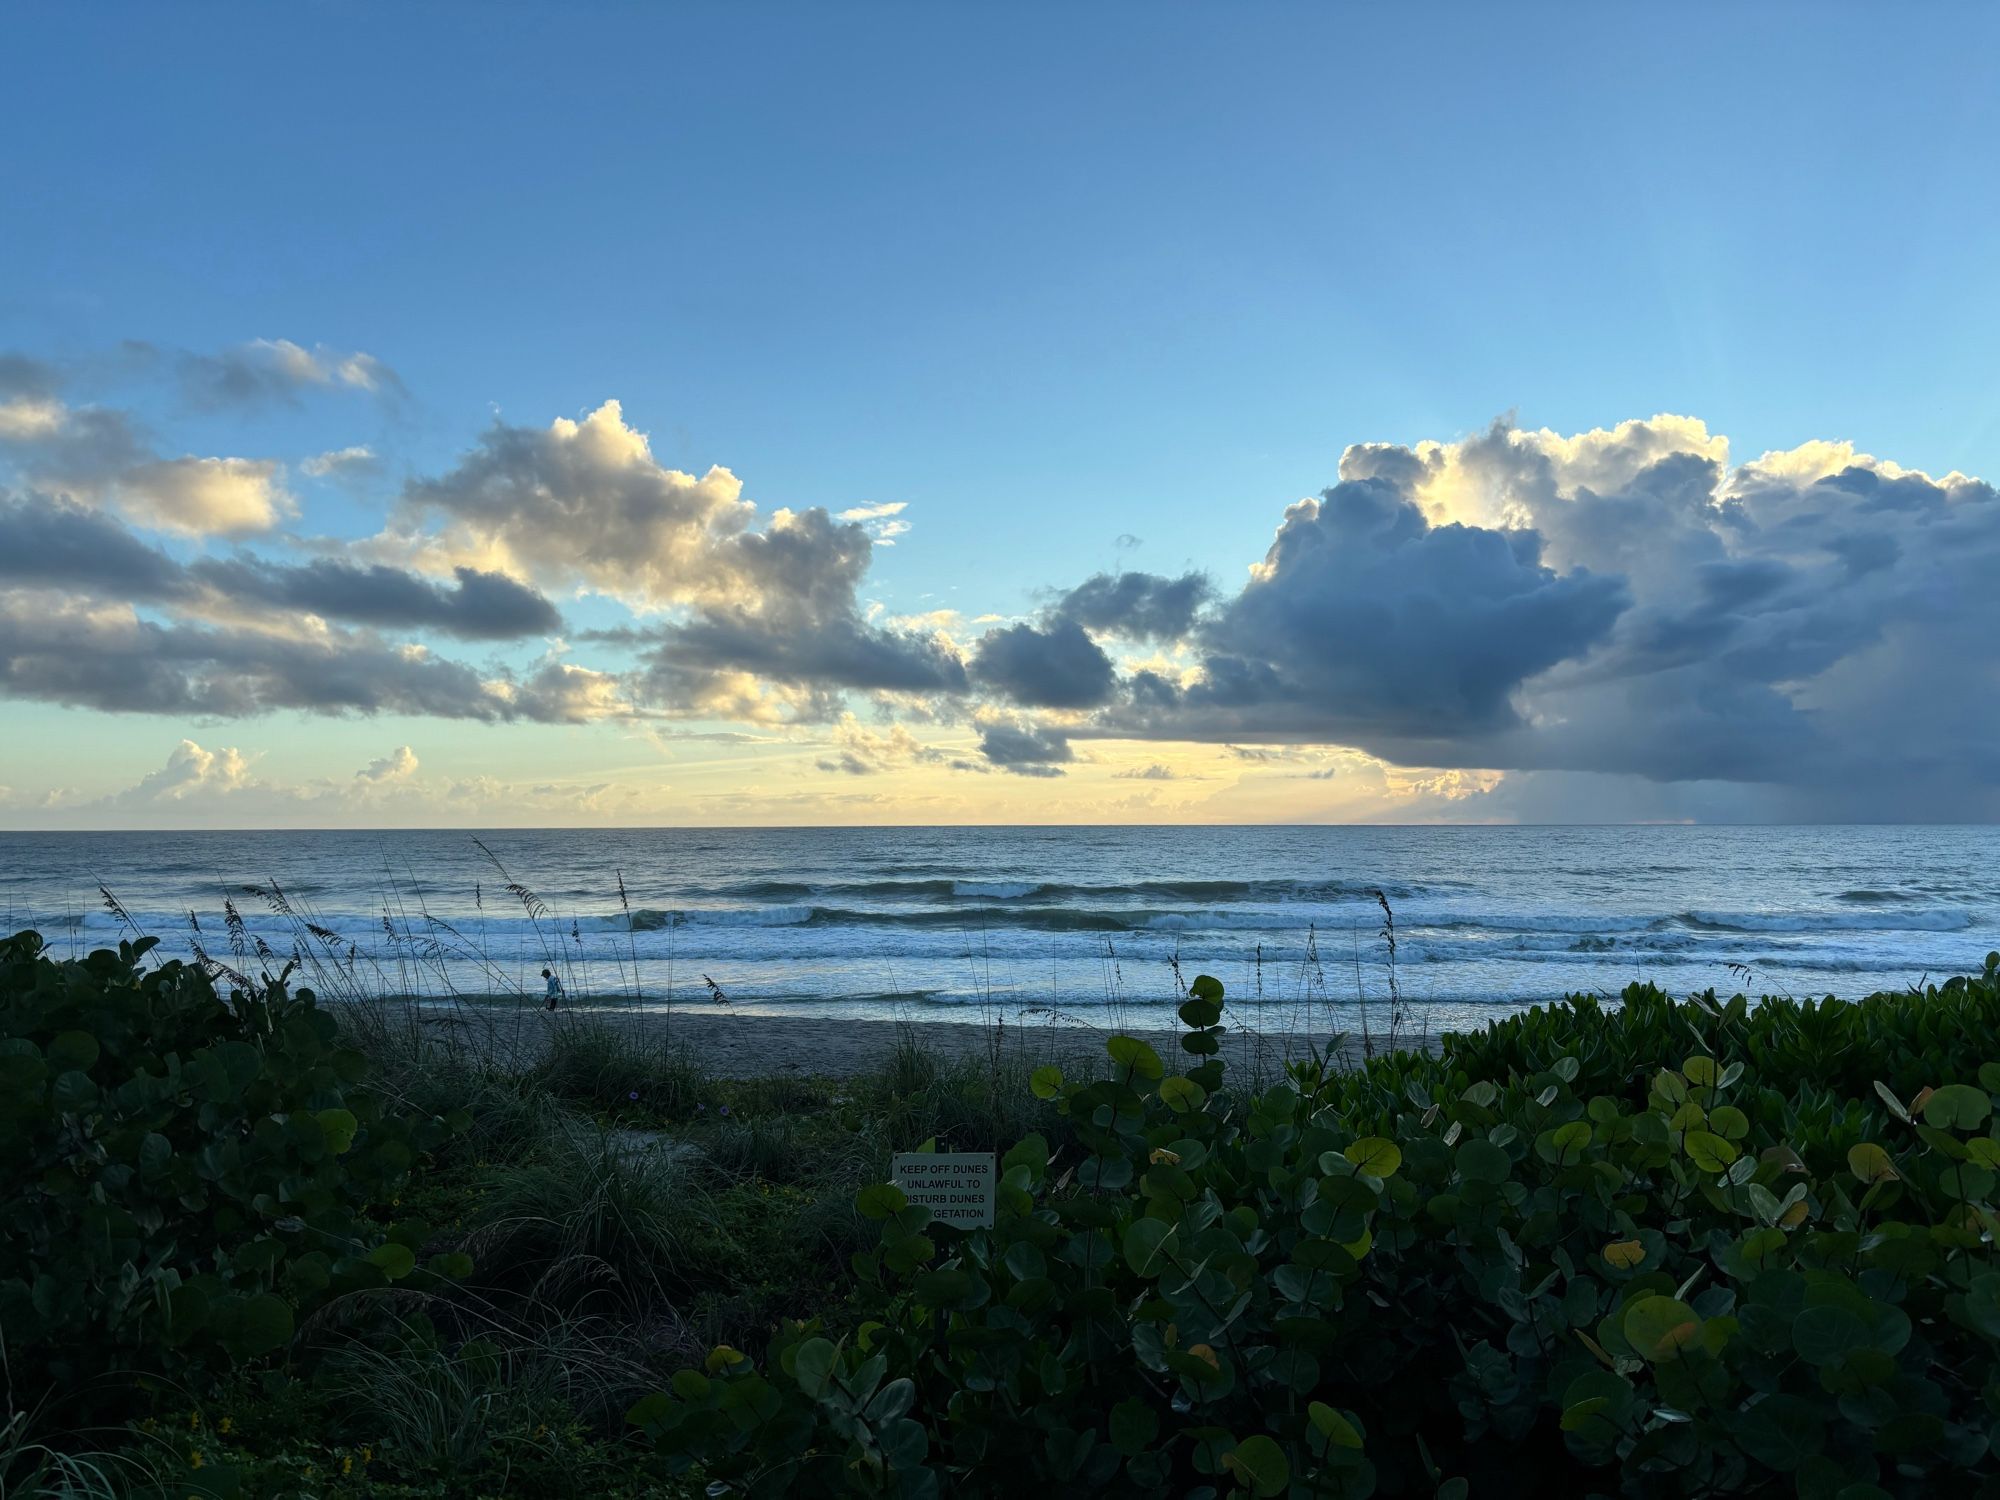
[2,1,1998,828]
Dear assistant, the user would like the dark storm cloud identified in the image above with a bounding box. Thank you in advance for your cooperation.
[976,722,1074,777]
[969,619,1116,708]
[0,493,562,639]
[1292,421,2000,808]
[1053,570,1210,641]
[1112,476,1628,747]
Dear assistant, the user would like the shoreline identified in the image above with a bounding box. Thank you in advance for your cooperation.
[345,996,1415,1079]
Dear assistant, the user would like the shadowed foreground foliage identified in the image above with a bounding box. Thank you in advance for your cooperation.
[7,928,2000,1498]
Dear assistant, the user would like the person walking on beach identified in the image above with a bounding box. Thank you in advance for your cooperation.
[542,967,563,1011]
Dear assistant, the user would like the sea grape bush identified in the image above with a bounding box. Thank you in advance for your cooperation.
[0,930,467,1406]
[1411,958,2000,1113]
[635,955,2000,1498]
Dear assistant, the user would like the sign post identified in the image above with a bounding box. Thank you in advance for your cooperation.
[890,1151,998,1230]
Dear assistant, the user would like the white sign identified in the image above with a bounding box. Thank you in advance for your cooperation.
[891,1151,998,1229]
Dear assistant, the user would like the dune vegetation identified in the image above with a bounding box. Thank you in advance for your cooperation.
[7,924,2000,1497]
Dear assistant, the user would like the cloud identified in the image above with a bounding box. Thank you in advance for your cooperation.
[0,387,293,535]
[356,745,419,783]
[0,493,562,639]
[397,402,963,717]
[302,445,382,479]
[1054,570,1210,641]
[110,456,292,534]
[836,501,905,522]
[1084,415,2000,814]
[395,399,760,607]
[1112,762,1196,781]
[192,557,562,639]
[0,590,593,722]
[976,721,1073,777]
[1113,472,1628,748]
[970,618,1116,708]
[108,738,255,804]
[813,713,949,775]
[176,339,404,408]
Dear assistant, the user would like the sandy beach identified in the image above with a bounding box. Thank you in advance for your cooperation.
[352,997,1402,1079]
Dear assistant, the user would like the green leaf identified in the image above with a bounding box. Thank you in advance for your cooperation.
[1159,1075,1206,1113]
[866,1377,915,1423]
[1732,1392,1824,1471]
[316,1107,359,1155]
[878,1417,927,1470]
[1684,1130,1738,1172]
[1188,974,1224,1002]
[48,1030,100,1072]
[1123,1217,1177,1277]
[220,1292,294,1358]
[1922,1083,1991,1131]
[1602,1239,1645,1271]
[791,1336,836,1398]
[1178,995,1223,1028]
[1343,1137,1402,1178]
[1224,1435,1290,1497]
[1710,1104,1750,1140]
[1624,1295,1700,1361]
[856,1182,908,1219]
[367,1242,416,1281]
[626,1392,676,1429]
[1791,1304,1869,1366]
[1682,1056,1719,1088]
[1308,1401,1364,1450]
[1456,1139,1511,1183]
[1846,1142,1898,1184]
[1110,1397,1158,1457]
[52,1069,98,1113]
[1560,1396,1610,1431]
[1106,1035,1164,1080]
[426,1252,474,1279]
[139,1132,172,1175]
[1873,1081,1910,1123]
[1029,1065,1064,1100]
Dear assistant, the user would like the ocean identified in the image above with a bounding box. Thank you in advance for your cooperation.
[1,825,1995,1037]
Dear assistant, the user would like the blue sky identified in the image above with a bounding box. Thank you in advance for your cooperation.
[3,3,1998,825]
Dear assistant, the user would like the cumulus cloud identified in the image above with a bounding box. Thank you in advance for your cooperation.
[357,746,420,783]
[396,401,962,718]
[8,359,1999,819]
[0,387,293,535]
[1112,473,1628,749]
[1054,570,1210,641]
[970,618,1116,708]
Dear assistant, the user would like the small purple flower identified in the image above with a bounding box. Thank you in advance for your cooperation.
[697,1103,706,1113]
[719,1105,731,1118]
[628,1090,639,1101]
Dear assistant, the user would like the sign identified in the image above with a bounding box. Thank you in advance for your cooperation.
[891,1151,998,1229]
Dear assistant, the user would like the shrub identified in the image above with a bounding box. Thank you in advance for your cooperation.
[632,956,2000,1498]
[0,930,465,1410]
